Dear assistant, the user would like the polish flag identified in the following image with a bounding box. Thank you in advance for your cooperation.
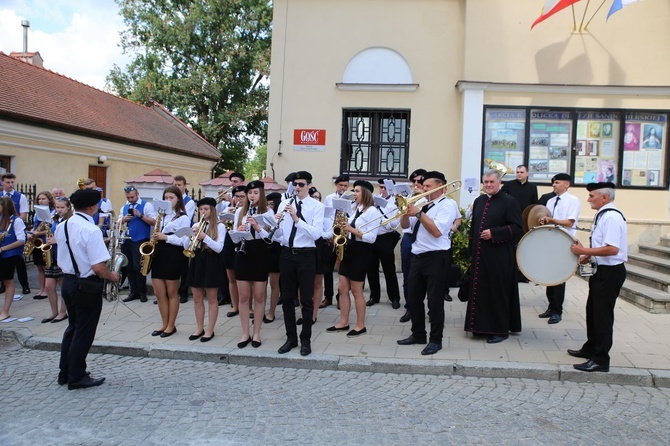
[531,0,582,29]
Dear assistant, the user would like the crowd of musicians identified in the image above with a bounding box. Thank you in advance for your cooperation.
[0,166,627,388]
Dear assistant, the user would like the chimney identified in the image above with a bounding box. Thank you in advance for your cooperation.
[10,20,44,67]
[22,20,29,53]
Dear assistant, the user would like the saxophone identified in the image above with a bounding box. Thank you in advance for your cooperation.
[332,210,348,261]
[104,212,129,302]
[24,221,46,257]
[139,210,164,276]
[40,223,54,267]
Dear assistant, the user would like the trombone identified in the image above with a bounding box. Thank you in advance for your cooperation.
[360,180,461,234]
[216,186,233,203]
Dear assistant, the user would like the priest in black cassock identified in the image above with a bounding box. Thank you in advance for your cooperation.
[465,169,523,344]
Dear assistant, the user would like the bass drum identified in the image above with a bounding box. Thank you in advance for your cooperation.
[516,225,579,286]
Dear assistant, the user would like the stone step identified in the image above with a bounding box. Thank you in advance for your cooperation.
[619,279,670,314]
[628,253,670,275]
[638,244,670,261]
[660,237,670,248]
[625,263,670,292]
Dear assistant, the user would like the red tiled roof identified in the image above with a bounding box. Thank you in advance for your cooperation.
[126,168,174,184]
[0,52,220,160]
[199,170,240,186]
[260,176,287,191]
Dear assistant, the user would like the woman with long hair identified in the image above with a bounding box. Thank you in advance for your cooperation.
[0,196,26,321]
[186,197,225,342]
[326,181,379,337]
[42,196,72,323]
[27,191,56,300]
[150,185,191,338]
[234,180,271,348]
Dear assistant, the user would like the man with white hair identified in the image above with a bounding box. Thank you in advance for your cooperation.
[569,182,627,373]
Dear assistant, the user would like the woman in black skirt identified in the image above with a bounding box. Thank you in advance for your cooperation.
[42,196,71,323]
[150,186,190,338]
[222,186,247,317]
[234,180,271,348]
[186,197,225,342]
[27,191,55,299]
[263,192,282,323]
[327,180,379,337]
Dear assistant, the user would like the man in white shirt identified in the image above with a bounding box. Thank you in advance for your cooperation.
[320,174,350,308]
[55,188,119,389]
[276,171,325,356]
[397,171,459,356]
[538,173,581,324]
[569,182,627,373]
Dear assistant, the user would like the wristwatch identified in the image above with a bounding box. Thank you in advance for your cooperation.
[416,211,423,220]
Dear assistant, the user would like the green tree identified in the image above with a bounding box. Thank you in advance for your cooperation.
[243,144,267,180]
[107,0,272,172]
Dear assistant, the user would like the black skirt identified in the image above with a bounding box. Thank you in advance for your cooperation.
[234,240,269,282]
[223,232,237,270]
[32,246,46,266]
[188,247,224,288]
[267,241,281,273]
[44,264,64,279]
[151,241,186,280]
[338,239,374,282]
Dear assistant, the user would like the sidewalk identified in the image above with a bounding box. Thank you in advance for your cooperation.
[2,264,670,387]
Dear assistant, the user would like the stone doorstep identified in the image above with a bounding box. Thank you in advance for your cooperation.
[5,329,669,389]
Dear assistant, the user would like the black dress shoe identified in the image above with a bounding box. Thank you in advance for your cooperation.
[153,300,157,305]
[251,339,262,348]
[122,294,139,303]
[179,295,188,304]
[444,294,453,302]
[573,360,609,373]
[567,349,590,359]
[278,340,298,354]
[300,343,311,356]
[68,375,105,390]
[421,342,442,355]
[226,311,239,317]
[22,287,31,295]
[151,330,164,337]
[326,325,349,332]
[486,334,509,344]
[399,311,411,323]
[160,328,177,338]
[189,331,205,341]
[548,314,562,324]
[296,318,303,325]
[237,337,252,348]
[33,294,48,300]
[59,372,90,386]
[140,295,148,303]
[538,309,552,318]
[319,299,332,308]
[391,300,401,309]
[200,333,215,343]
[397,335,427,345]
[347,327,367,337]
[366,298,379,307]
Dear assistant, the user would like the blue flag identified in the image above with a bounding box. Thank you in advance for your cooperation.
[607,0,642,21]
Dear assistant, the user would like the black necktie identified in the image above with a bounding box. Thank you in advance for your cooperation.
[288,201,302,247]
[351,209,362,229]
[410,203,434,242]
[553,196,560,213]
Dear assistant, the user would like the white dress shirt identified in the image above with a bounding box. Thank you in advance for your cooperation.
[409,196,459,255]
[348,205,379,244]
[276,196,324,248]
[182,221,226,253]
[591,203,627,266]
[4,190,28,214]
[161,211,191,246]
[55,213,110,278]
[546,191,580,236]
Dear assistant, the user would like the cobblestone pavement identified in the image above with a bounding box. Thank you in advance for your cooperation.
[1,343,669,446]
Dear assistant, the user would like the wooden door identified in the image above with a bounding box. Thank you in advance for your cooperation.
[88,165,107,196]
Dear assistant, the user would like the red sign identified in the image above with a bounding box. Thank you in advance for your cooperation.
[293,129,326,152]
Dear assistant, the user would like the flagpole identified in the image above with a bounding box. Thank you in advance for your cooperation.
[584,0,608,31]
[571,5,577,32]
[579,0,592,32]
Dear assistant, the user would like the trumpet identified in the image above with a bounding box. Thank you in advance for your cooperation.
[216,186,233,203]
[184,216,207,258]
[263,193,296,244]
[139,210,165,276]
[361,180,461,234]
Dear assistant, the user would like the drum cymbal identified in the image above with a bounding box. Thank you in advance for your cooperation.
[521,204,538,233]
[526,204,551,230]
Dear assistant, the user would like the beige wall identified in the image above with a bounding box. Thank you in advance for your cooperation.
[0,119,215,211]
[463,0,670,86]
[268,0,465,194]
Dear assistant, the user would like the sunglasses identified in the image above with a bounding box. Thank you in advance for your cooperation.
[412,179,423,184]
[124,186,137,192]
[292,182,307,187]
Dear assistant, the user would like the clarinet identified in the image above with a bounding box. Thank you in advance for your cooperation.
[263,193,296,244]
[237,204,255,255]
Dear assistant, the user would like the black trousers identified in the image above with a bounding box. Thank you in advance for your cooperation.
[546,283,566,315]
[178,255,190,299]
[408,250,451,344]
[121,240,148,297]
[16,255,29,288]
[280,248,316,345]
[59,275,103,383]
[580,263,626,366]
[322,248,337,300]
[367,232,401,303]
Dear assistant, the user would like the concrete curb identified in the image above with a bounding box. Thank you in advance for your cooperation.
[3,327,668,388]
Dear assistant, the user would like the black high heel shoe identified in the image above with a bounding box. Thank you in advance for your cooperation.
[237,337,252,348]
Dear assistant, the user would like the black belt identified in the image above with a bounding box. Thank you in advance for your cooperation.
[283,247,316,254]
[597,263,625,269]
[63,273,78,279]
[413,250,449,259]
